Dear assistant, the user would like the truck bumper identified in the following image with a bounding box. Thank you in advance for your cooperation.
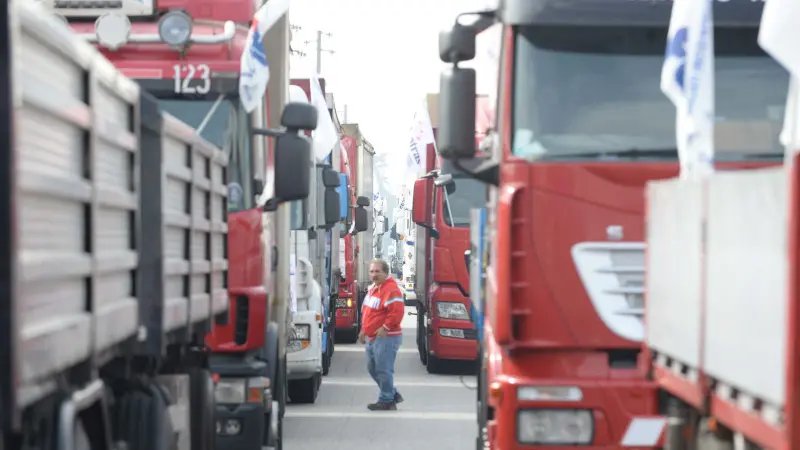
[215,403,266,450]
[430,319,479,361]
[287,342,322,380]
[335,307,357,329]
[489,378,663,449]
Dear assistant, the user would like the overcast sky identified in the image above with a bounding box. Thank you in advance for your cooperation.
[288,0,492,190]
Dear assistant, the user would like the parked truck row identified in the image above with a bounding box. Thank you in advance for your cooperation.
[1,0,379,449]
[1,1,316,449]
[431,0,790,448]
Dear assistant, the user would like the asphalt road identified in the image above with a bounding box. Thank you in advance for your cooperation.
[284,307,478,450]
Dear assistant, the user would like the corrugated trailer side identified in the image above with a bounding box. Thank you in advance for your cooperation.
[2,2,227,445]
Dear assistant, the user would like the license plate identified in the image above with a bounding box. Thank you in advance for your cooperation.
[336,299,347,308]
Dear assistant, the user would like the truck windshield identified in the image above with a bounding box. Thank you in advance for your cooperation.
[512,26,789,161]
[158,98,254,212]
[442,177,487,227]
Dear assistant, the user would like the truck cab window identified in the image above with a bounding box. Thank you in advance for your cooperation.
[442,177,487,227]
[158,97,254,212]
[512,26,788,161]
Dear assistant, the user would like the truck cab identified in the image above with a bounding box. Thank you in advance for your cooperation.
[65,1,306,448]
[335,131,371,343]
[436,0,786,447]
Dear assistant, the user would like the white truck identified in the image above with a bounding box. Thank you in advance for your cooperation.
[285,83,343,403]
[0,2,314,448]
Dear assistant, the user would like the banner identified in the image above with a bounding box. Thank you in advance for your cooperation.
[406,100,436,177]
[759,0,800,157]
[239,0,290,113]
[310,75,339,161]
[661,0,715,178]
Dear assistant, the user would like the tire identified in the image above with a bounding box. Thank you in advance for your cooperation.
[322,334,332,376]
[337,327,359,344]
[288,373,320,404]
[115,383,174,450]
[477,366,488,450]
[417,310,427,365]
[189,369,215,450]
[264,322,280,384]
[425,333,446,374]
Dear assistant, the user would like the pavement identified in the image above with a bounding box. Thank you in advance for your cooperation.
[284,307,478,450]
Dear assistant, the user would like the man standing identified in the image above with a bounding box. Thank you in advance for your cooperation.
[359,259,405,410]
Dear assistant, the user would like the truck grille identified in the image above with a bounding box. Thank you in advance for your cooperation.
[234,295,249,345]
[571,242,645,342]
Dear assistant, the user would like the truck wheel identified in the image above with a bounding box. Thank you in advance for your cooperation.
[115,383,174,450]
[189,368,215,450]
[287,373,320,404]
[264,323,280,383]
[275,405,284,450]
[417,310,427,365]
[476,367,489,450]
[425,334,445,374]
[322,334,332,375]
[696,418,734,450]
[338,327,359,344]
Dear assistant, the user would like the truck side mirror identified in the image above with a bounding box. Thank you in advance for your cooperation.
[255,102,317,210]
[439,66,477,160]
[354,207,368,233]
[439,24,476,64]
[412,178,432,227]
[273,133,311,203]
[464,249,471,273]
[356,196,370,207]
[281,102,318,131]
[323,189,340,227]
[383,217,389,233]
[322,167,340,188]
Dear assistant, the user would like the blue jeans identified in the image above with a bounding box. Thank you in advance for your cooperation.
[365,335,403,403]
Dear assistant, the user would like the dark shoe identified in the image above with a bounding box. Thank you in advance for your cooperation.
[367,401,397,411]
[394,392,404,404]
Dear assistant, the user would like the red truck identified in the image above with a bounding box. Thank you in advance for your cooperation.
[434,0,785,448]
[335,127,372,343]
[411,94,492,373]
[336,136,359,342]
[68,2,311,449]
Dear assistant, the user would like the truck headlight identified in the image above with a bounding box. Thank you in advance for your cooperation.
[336,298,352,309]
[517,409,593,445]
[158,10,192,47]
[214,379,246,404]
[293,324,310,340]
[436,302,470,320]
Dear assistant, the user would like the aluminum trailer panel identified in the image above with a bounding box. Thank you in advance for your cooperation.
[1,2,228,426]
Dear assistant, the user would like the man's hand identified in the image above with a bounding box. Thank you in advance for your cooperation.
[375,327,388,338]
[358,330,366,344]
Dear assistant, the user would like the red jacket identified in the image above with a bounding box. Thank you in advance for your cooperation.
[361,277,404,341]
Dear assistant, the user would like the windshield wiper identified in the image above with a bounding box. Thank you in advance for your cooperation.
[538,148,679,161]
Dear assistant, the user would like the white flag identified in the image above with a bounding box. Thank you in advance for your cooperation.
[407,100,435,176]
[310,75,338,161]
[759,0,800,156]
[239,0,290,113]
[661,0,715,178]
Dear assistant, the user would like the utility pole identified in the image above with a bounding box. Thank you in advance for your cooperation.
[304,30,334,74]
